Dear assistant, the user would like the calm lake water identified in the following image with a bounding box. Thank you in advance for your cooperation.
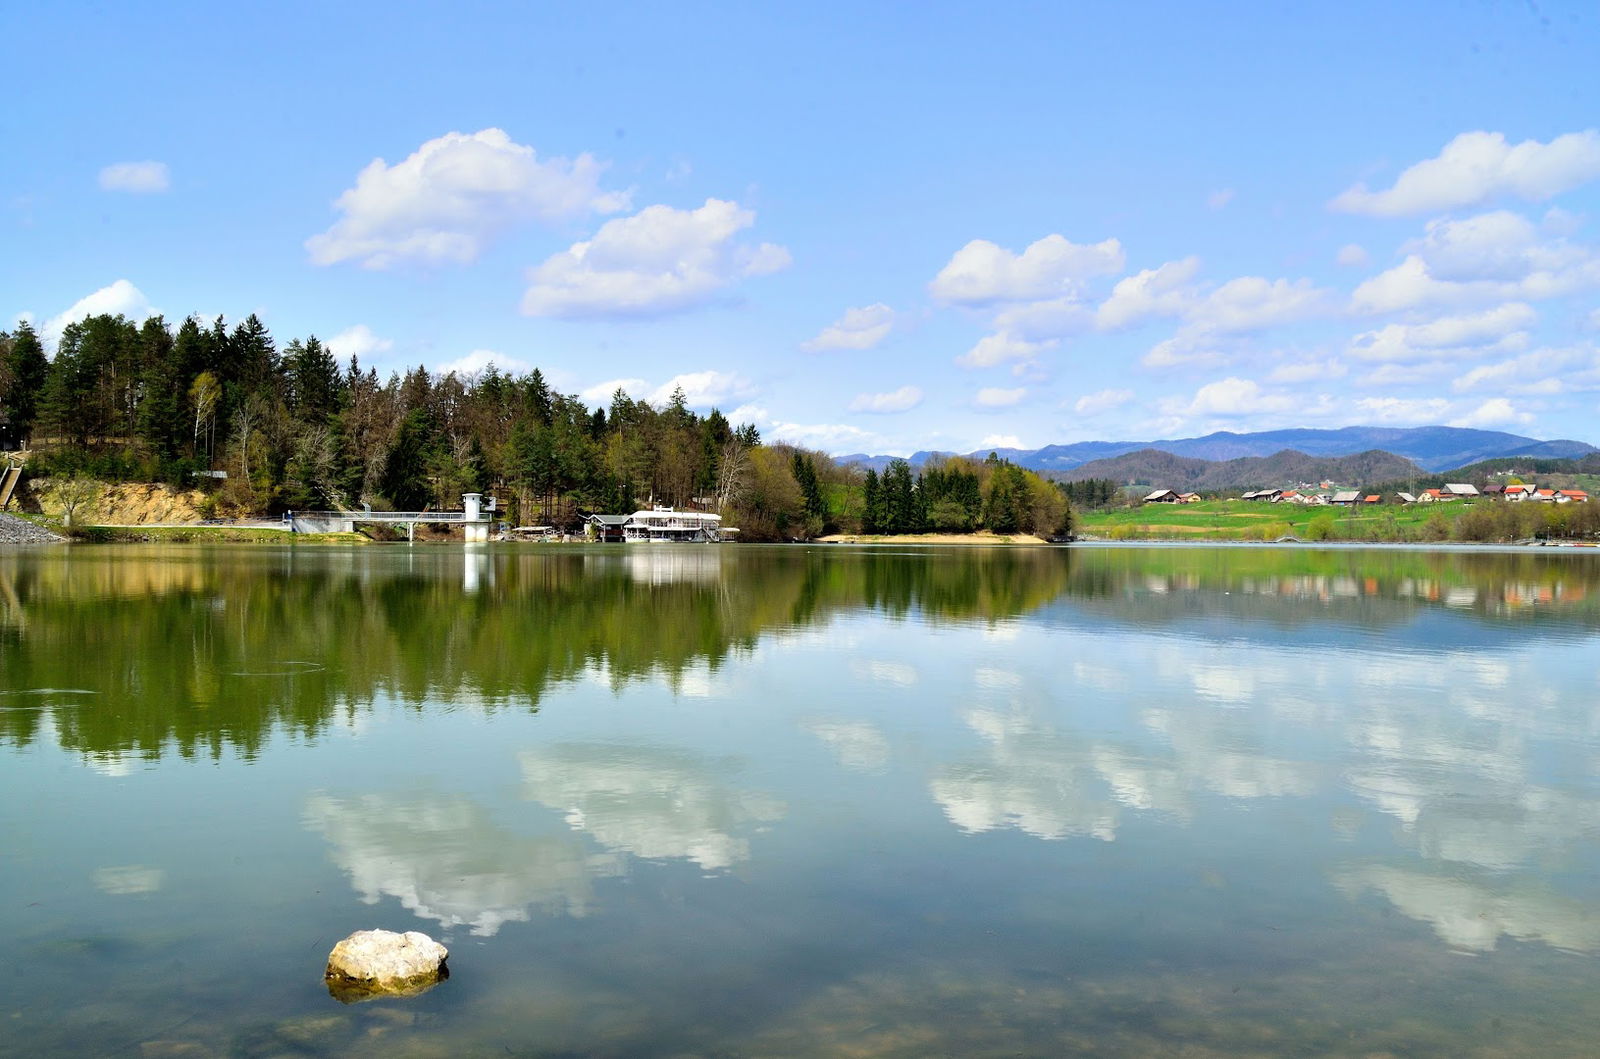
[3,542,1599,1057]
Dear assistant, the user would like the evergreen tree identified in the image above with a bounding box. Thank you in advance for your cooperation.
[2,320,48,443]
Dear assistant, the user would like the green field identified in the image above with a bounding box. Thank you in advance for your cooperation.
[1078,498,1460,541]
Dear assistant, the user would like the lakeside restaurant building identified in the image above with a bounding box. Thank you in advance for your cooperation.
[587,507,728,542]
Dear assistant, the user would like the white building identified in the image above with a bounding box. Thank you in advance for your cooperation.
[622,507,726,542]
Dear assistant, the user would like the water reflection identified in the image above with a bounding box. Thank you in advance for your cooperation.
[519,743,784,871]
[304,791,620,935]
[1334,865,1600,953]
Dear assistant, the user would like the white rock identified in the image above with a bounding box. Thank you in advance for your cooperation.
[324,929,448,1001]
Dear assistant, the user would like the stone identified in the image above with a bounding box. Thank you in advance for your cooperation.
[324,929,448,1004]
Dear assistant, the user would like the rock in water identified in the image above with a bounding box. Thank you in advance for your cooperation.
[324,929,448,1003]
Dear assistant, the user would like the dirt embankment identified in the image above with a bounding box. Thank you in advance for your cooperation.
[20,478,211,525]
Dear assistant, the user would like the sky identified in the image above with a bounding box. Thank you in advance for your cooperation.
[5,1,1599,456]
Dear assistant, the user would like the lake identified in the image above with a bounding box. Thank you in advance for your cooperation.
[3,542,1599,1057]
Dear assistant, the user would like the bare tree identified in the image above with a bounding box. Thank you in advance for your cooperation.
[716,437,751,511]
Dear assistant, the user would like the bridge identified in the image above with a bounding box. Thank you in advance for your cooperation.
[290,493,500,541]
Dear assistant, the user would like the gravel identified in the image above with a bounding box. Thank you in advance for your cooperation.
[0,512,67,544]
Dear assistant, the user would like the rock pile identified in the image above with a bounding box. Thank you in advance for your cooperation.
[324,929,448,1003]
[0,512,66,544]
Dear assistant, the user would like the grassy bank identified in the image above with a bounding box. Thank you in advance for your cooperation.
[1077,499,1453,542]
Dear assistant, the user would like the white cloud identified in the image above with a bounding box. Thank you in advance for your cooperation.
[1356,361,1459,390]
[1407,211,1589,283]
[957,332,1056,369]
[848,385,923,414]
[647,370,756,408]
[326,324,393,363]
[438,349,532,376]
[802,303,895,351]
[1072,388,1134,415]
[930,234,1124,305]
[521,198,790,319]
[975,386,1026,408]
[1207,188,1235,211]
[98,161,169,193]
[977,434,1025,450]
[43,279,156,347]
[1449,397,1532,429]
[1331,130,1600,217]
[1177,377,1293,417]
[1188,276,1331,333]
[1355,361,1455,389]
[306,128,629,269]
[1336,243,1370,268]
[992,296,1093,341]
[1268,357,1347,383]
[1352,396,1452,424]
[1094,257,1201,330]
[733,404,887,453]
[1453,346,1599,394]
[1348,303,1536,362]
[579,377,650,405]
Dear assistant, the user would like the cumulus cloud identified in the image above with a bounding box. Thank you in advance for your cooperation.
[956,332,1057,369]
[1449,397,1532,429]
[327,323,393,363]
[978,434,1026,450]
[930,234,1124,305]
[1268,357,1347,384]
[1175,377,1294,417]
[42,279,156,347]
[98,161,169,193]
[802,303,895,351]
[1348,303,1536,362]
[521,198,790,319]
[438,349,532,376]
[733,403,887,453]
[579,378,650,405]
[1095,257,1202,330]
[1188,276,1332,333]
[848,385,923,414]
[1453,346,1598,395]
[975,386,1026,408]
[1331,130,1600,217]
[648,370,756,407]
[1350,224,1599,314]
[307,129,629,269]
[1352,396,1452,424]
[1073,388,1134,415]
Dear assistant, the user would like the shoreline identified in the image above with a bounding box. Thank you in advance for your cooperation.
[815,531,1053,545]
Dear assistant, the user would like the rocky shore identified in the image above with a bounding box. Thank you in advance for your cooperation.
[0,512,67,544]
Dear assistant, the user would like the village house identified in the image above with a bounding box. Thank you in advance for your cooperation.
[1443,483,1480,497]
[1143,489,1181,503]
[1396,492,1418,504]
[1330,490,1361,506]
[1557,489,1590,503]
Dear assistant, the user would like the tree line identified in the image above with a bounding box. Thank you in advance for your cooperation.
[1,312,1072,540]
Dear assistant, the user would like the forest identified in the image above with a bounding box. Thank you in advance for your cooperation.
[0,313,1072,540]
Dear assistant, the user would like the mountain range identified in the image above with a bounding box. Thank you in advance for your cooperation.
[836,426,1597,475]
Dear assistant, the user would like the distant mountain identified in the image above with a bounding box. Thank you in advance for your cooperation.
[835,426,1596,474]
[1051,448,1424,492]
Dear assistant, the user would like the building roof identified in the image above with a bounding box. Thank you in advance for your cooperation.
[1331,490,1360,503]
[1444,483,1479,495]
[1144,489,1178,501]
[1397,492,1417,503]
[586,514,631,526]
[1364,495,1380,503]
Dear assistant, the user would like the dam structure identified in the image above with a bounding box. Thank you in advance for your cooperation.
[290,493,499,542]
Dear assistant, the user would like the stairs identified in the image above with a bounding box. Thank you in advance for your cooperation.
[0,458,22,511]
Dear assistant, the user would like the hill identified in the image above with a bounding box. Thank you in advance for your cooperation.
[836,426,1596,474]
[1050,447,1424,492]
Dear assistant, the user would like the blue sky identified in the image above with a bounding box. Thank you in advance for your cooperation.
[6,1,1599,454]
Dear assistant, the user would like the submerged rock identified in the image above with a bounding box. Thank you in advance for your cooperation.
[324,929,448,1003]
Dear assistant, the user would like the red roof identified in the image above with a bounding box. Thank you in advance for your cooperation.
[1364,495,1379,503]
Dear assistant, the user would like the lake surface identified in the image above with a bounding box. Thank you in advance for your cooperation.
[3,542,1599,1058]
